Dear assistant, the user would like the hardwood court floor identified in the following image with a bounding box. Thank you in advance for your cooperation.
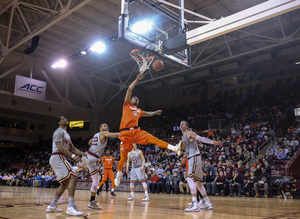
[0,186,300,219]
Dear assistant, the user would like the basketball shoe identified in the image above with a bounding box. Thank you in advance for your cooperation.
[199,202,213,210]
[185,201,199,212]
[111,191,116,196]
[127,195,134,201]
[66,206,83,216]
[46,205,62,213]
[175,141,185,156]
[88,200,102,210]
[142,196,150,201]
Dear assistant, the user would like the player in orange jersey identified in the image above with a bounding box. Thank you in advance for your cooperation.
[97,150,117,196]
[115,73,184,186]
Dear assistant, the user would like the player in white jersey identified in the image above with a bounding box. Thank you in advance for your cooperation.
[126,143,149,201]
[46,116,87,216]
[180,120,222,212]
[73,123,119,210]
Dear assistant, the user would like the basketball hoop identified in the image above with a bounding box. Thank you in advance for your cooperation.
[130,49,154,73]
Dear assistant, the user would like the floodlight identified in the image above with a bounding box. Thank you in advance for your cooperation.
[90,41,106,53]
[131,20,154,35]
[81,50,87,55]
[51,59,67,68]
[295,61,300,65]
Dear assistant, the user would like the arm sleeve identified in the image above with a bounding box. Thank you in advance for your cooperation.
[195,135,215,144]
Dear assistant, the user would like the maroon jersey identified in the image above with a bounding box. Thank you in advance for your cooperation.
[225,166,234,179]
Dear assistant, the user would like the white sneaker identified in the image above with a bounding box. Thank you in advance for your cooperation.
[115,174,121,187]
[46,205,62,213]
[66,206,83,216]
[127,195,134,201]
[188,202,193,206]
[142,196,150,201]
[88,200,102,210]
[185,201,199,212]
[175,141,185,156]
[199,202,213,210]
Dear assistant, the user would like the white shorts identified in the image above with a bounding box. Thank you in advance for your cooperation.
[50,154,76,183]
[130,167,147,182]
[77,153,100,175]
[187,155,203,182]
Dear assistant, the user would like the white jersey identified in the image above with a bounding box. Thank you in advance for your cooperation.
[130,150,143,168]
[182,133,200,159]
[88,132,107,157]
[52,127,72,153]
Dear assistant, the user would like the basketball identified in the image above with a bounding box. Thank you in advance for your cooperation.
[152,60,164,71]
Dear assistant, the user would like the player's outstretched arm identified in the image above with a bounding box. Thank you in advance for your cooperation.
[188,131,223,146]
[70,143,87,158]
[100,131,119,139]
[124,73,145,102]
[143,110,162,117]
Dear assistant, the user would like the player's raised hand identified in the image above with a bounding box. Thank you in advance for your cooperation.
[156,110,162,115]
[214,141,223,146]
[83,152,88,158]
[137,72,145,81]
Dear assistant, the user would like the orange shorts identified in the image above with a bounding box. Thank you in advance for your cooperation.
[119,128,152,151]
[103,169,114,181]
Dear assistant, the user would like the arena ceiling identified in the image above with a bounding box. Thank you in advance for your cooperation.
[0,0,300,113]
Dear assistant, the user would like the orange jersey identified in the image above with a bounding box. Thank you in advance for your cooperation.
[102,156,115,169]
[119,101,145,130]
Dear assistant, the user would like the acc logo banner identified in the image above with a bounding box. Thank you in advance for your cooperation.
[69,121,84,128]
[14,75,46,100]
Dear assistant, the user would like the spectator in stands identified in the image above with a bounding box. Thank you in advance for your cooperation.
[179,171,189,194]
[218,152,226,161]
[236,151,245,161]
[11,173,23,186]
[170,171,181,194]
[290,136,299,146]
[265,146,274,157]
[207,149,214,160]
[245,171,257,197]
[148,172,161,193]
[161,171,171,193]
[202,160,211,174]
[254,168,270,198]
[282,137,290,147]
[255,164,262,177]
[252,159,262,169]
[224,160,234,182]
[291,142,299,154]
[286,148,294,160]
[156,164,165,179]
[257,131,264,140]
[244,164,251,179]
[236,161,245,177]
[264,160,271,176]
[229,170,244,197]
[277,148,287,160]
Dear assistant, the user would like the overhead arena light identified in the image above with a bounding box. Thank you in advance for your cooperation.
[130,20,154,35]
[90,41,106,53]
[51,59,67,68]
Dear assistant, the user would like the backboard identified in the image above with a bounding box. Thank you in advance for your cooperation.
[118,0,191,68]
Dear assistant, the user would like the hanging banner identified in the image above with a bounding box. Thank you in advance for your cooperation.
[14,75,46,100]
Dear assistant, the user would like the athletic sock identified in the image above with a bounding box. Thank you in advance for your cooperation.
[167,145,176,151]
[131,191,134,196]
[90,196,95,202]
[69,196,75,207]
[192,196,197,202]
[50,196,59,207]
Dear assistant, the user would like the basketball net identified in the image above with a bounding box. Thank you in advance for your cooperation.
[130,49,154,73]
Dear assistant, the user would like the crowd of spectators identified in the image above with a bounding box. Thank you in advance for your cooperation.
[1,79,300,199]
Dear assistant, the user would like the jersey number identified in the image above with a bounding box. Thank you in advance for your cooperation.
[92,137,98,145]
